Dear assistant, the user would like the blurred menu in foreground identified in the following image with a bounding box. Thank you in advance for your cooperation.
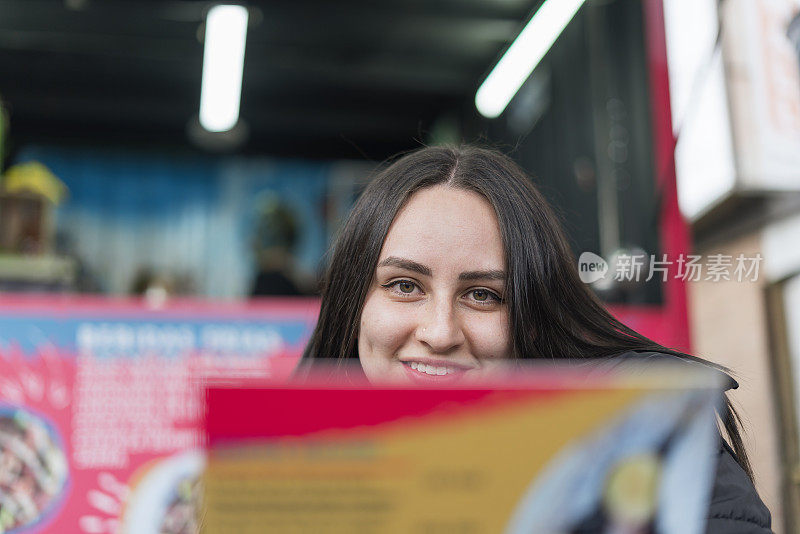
[203,365,723,534]
[0,295,316,534]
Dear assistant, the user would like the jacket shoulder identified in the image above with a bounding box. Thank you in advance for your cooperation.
[705,442,773,533]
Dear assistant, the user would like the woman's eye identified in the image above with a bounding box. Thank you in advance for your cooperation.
[467,289,501,305]
[381,280,419,295]
[397,281,415,294]
[472,289,489,301]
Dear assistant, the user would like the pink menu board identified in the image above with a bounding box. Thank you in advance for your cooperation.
[0,295,317,533]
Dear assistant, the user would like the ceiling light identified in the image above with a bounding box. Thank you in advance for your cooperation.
[475,0,587,118]
[199,5,249,132]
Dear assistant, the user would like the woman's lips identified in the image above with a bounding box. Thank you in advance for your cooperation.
[400,360,470,383]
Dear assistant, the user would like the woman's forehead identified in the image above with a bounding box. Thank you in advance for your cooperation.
[377,185,505,272]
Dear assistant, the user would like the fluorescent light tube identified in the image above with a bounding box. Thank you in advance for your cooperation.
[199,5,249,132]
[475,0,587,118]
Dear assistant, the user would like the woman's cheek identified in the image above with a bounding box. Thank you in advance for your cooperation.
[359,292,416,357]
[464,311,512,359]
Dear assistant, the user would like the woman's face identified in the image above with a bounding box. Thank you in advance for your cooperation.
[358,184,512,384]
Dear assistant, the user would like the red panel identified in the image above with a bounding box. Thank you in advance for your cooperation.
[610,0,692,352]
[205,386,567,444]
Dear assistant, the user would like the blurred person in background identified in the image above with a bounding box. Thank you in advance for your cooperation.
[250,192,309,297]
[300,145,773,533]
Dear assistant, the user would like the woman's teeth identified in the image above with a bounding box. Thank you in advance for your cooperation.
[409,361,456,376]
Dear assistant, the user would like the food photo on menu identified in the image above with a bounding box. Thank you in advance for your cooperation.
[0,407,68,533]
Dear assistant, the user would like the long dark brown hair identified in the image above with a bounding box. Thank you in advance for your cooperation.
[302,145,752,478]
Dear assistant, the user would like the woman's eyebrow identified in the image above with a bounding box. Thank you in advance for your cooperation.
[459,270,506,281]
[377,258,505,281]
[377,256,432,276]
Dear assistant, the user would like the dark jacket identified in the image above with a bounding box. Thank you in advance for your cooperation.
[706,441,773,533]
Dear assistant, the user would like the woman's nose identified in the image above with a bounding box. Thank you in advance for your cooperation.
[415,299,466,353]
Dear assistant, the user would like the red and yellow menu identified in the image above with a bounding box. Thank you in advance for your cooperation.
[203,367,723,534]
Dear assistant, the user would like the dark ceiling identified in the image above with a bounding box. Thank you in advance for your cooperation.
[0,0,540,160]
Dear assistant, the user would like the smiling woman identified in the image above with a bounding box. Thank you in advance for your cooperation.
[300,145,772,532]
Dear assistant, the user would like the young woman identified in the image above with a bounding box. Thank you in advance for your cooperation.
[301,145,772,533]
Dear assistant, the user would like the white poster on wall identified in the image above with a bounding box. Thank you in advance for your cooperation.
[664,0,737,221]
[722,0,800,190]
